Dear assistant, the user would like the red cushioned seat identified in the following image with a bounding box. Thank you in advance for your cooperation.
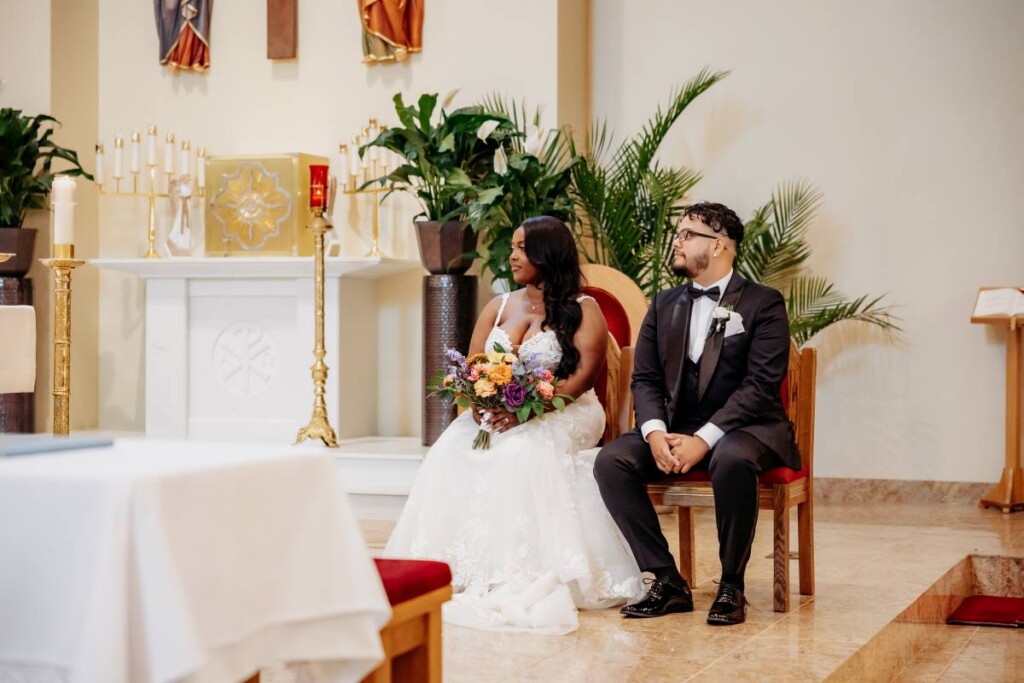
[373,558,452,606]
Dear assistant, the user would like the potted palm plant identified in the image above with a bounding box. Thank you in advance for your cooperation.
[362,93,514,274]
[570,70,898,345]
[0,109,92,276]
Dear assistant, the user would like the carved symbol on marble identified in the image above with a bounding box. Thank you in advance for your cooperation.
[213,321,279,396]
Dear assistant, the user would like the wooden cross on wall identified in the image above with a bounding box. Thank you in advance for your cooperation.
[267,0,298,59]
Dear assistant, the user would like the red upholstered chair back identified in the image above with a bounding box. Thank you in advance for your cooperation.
[581,286,632,349]
[581,286,633,444]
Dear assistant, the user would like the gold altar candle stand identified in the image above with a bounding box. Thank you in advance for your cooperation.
[972,287,1024,513]
[40,245,85,435]
[295,203,339,448]
[97,130,205,259]
[340,118,394,257]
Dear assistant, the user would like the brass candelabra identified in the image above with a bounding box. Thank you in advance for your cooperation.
[340,117,398,257]
[40,244,85,435]
[96,127,205,258]
[295,205,339,448]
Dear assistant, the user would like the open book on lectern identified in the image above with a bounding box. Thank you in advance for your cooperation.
[973,288,1024,318]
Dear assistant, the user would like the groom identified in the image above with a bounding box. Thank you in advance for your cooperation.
[595,202,799,626]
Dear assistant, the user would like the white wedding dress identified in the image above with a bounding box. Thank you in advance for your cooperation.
[384,294,642,634]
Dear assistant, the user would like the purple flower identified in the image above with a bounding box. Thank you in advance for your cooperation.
[503,383,527,409]
[445,347,467,365]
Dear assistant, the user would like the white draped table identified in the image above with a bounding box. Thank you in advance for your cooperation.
[0,439,391,683]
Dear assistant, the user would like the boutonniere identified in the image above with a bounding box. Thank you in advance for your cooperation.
[710,304,734,335]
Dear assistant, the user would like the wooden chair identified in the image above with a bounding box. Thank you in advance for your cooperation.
[581,263,648,348]
[581,284,634,444]
[241,559,452,683]
[361,559,453,683]
[646,341,817,612]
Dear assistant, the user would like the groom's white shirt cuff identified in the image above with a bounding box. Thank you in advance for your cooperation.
[640,419,668,441]
[641,419,724,449]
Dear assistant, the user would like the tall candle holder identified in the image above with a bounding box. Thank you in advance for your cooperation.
[296,171,339,448]
[339,118,397,257]
[96,126,205,258]
[40,244,85,435]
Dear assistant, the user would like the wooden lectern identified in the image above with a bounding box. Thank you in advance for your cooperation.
[971,287,1024,513]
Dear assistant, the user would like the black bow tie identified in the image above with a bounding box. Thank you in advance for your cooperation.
[687,285,720,300]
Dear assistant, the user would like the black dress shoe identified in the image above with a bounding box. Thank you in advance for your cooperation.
[621,576,694,618]
[707,582,747,625]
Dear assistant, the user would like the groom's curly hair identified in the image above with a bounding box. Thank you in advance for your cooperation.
[682,202,745,245]
[522,216,582,379]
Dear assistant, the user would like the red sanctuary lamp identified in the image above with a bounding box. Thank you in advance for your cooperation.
[296,162,339,448]
[309,164,329,212]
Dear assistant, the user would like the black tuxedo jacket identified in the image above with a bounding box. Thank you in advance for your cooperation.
[631,273,801,470]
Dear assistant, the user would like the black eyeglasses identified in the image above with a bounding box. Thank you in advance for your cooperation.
[674,228,718,242]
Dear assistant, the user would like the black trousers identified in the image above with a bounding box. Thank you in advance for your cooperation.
[594,428,779,584]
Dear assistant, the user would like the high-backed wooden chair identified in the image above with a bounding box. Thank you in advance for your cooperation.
[646,341,816,612]
[580,264,647,443]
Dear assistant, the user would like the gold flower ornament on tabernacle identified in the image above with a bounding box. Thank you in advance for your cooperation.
[209,161,292,250]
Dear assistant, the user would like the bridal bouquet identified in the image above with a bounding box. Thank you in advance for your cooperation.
[428,345,572,449]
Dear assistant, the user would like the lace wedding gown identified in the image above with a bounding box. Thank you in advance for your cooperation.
[384,294,642,634]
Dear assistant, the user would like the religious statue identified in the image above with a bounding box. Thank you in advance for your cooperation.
[360,0,423,64]
[155,0,213,72]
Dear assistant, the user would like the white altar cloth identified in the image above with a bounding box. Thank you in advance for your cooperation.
[0,439,390,683]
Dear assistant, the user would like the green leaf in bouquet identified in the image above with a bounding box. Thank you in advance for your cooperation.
[532,404,544,419]
[551,397,565,411]
[455,396,471,408]
[516,406,531,424]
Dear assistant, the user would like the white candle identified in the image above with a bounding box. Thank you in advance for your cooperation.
[94,144,105,186]
[51,176,76,245]
[338,144,349,190]
[130,131,141,173]
[180,140,191,176]
[196,146,206,188]
[164,133,175,174]
[349,136,362,180]
[147,125,157,166]
[113,136,124,179]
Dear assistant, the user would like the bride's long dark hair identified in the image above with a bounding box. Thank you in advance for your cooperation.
[522,216,583,379]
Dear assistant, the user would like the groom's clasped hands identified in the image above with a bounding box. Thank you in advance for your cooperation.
[648,432,710,475]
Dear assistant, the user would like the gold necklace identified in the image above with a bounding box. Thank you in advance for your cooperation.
[525,292,543,312]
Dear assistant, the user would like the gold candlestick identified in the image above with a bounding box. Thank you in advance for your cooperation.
[340,119,390,257]
[40,244,86,436]
[296,206,339,447]
[97,126,205,259]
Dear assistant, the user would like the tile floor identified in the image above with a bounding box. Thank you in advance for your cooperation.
[360,500,1024,682]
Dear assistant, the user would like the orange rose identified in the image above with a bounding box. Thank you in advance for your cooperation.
[474,378,497,398]
[488,363,513,386]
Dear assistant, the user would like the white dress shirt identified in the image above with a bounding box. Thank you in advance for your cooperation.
[640,270,733,449]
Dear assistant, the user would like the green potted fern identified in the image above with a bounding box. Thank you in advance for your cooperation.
[0,108,92,276]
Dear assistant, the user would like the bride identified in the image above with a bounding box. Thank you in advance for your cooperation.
[385,216,642,634]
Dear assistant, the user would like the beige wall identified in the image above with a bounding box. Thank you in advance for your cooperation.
[592,0,1024,482]
[94,0,580,435]
[0,1,51,114]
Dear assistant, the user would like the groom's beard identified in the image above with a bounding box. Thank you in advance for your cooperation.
[672,251,709,279]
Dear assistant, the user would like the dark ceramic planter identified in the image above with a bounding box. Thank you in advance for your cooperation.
[0,228,38,278]
[414,220,477,275]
